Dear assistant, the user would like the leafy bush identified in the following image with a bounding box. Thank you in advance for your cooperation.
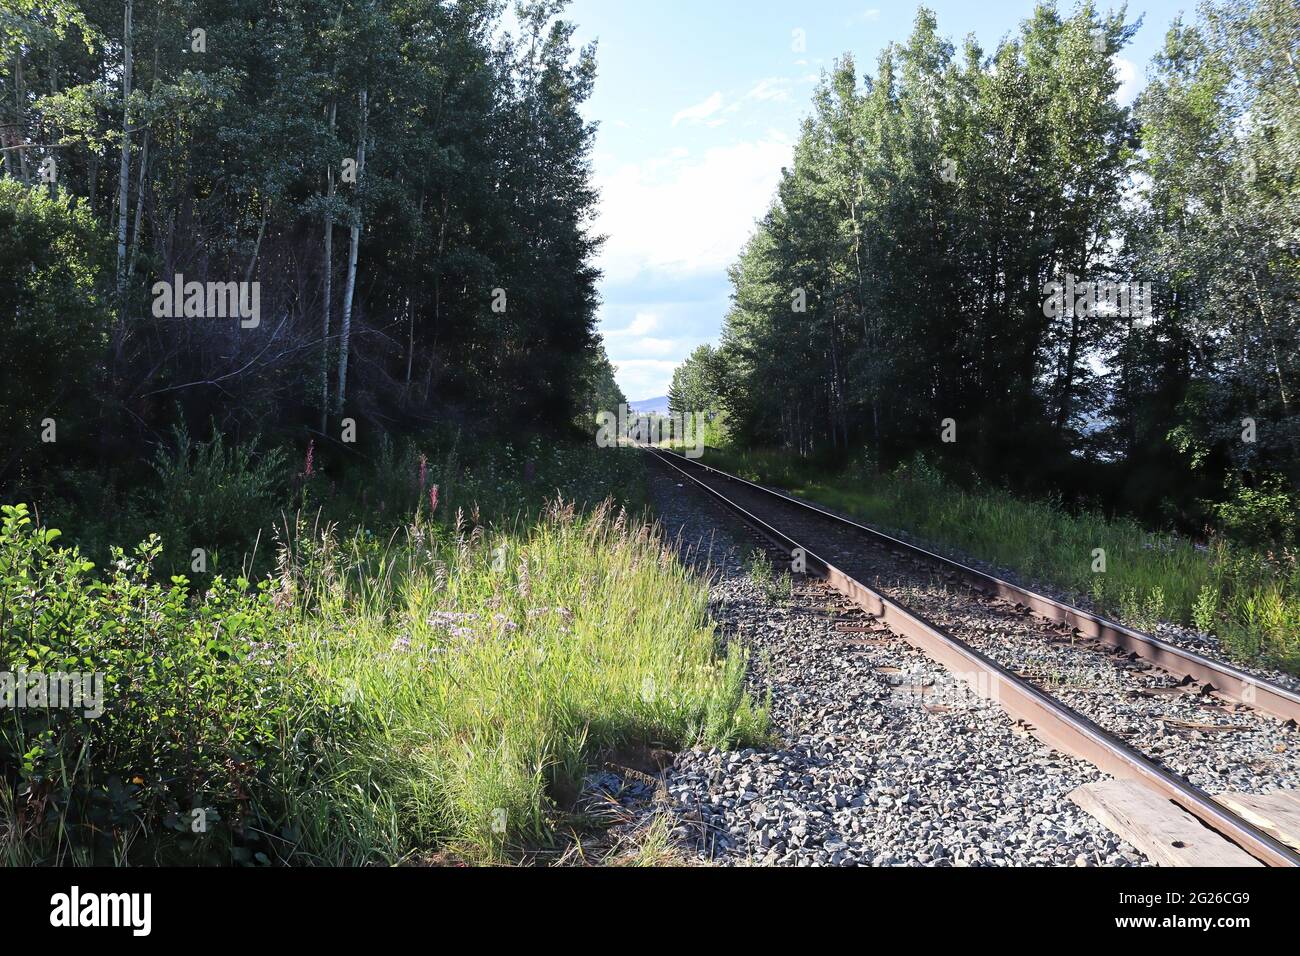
[1192,585,1219,634]
[0,503,320,864]
[1213,475,1299,547]
[894,454,948,490]
[0,182,113,482]
[148,423,288,578]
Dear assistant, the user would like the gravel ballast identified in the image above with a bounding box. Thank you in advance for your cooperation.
[661,459,1300,799]
[750,479,1300,698]
[645,464,1149,867]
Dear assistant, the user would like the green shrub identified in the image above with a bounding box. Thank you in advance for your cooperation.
[148,423,288,578]
[1214,475,1299,546]
[0,503,319,865]
[1192,585,1219,634]
[745,548,792,604]
[0,182,113,482]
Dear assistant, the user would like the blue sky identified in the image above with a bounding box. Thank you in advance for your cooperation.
[558,0,1194,401]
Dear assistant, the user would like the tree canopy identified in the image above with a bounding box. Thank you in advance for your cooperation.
[709,0,1298,536]
[1,0,608,493]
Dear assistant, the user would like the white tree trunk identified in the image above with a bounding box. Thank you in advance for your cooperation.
[128,38,159,280]
[127,126,148,276]
[335,87,367,414]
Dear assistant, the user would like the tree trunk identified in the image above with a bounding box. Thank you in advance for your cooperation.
[335,86,368,414]
[320,98,337,433]
[405,188,426,386]
[115,0,134,289]
[1055,307,1082,434]
[127,126,149,276]
[13,55,29,183]
[128,36,160,279]
[245,201,268,284]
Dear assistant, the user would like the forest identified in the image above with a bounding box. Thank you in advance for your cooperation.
[671,0,1299,542]
[1,0,624,545]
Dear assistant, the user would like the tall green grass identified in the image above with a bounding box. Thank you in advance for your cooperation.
[0,494,766,866]
[701,446,1300,674]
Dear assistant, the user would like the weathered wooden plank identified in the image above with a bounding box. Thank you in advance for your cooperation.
[1159,718,1251,733]
[1214,791,1300,852]
[1069,779,1263,867]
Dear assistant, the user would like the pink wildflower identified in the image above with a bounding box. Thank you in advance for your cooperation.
[302,440,315,479]
[429,484,440,514]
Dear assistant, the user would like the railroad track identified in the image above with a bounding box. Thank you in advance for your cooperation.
[649,447,1300,867]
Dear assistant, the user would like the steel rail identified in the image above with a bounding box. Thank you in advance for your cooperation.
[650,447,1300,867]
[654,449,1300,725]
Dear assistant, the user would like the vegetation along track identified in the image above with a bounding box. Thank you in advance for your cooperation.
[650,448,1300,867]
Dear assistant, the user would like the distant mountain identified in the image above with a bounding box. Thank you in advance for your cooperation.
[628,396,670,416]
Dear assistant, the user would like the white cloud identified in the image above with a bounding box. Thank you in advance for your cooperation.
[625,336,677,357]
[594,134,794,283]
[854,8,882,23]
[672,91,726,127]
[608,359,679,402]
[744,77,792,103]
[605,313,660,337]
[1113,55,1140,106]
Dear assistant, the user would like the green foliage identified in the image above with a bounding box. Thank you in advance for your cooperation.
[716,4,1136,476]
[669,345,724,411]
[772,570,793,605]
[147,423,288,577]
[745,548,792,604]
[1192,584,1219,634]
[1118,0,1300,526]
[669,345,731,447]
[2,0,605,499]
[0,181,112,485]
[1220,582,1300,671]
[0,503,318,865]
[747,548,773,590]
[1213,476,1299,547]
[576,343,628,426]
[698,0,1299,540]
[320,434,648,533]
[1116,585,1167,633]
